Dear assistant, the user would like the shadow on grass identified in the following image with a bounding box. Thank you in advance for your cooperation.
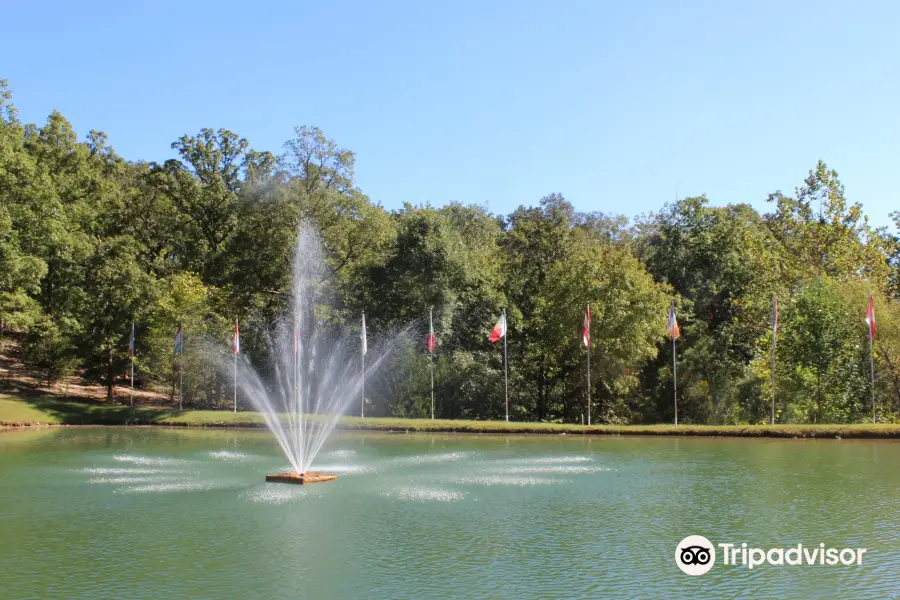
[9,392,182,425]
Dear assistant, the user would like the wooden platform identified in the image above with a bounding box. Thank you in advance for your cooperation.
[265,471,338,485]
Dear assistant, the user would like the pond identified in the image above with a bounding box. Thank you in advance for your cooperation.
[0,428,898,598]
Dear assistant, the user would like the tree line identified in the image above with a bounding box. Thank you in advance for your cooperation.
[2,79,900,424]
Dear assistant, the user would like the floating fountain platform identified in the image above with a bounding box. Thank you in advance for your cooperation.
[265,471,338,485]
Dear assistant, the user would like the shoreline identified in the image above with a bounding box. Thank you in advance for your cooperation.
[2,395,898,439]
[4,417,900,439]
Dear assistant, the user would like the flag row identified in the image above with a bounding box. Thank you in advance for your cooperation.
[132,294,877,359]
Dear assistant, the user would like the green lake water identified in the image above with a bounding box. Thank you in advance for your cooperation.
[0,428,898,599]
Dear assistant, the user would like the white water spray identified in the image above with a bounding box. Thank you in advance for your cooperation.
[233,223,403,474]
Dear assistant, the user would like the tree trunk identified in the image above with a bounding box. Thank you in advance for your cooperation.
[815,367,821,424]
[107,347,114,403]
[536,372,545,421]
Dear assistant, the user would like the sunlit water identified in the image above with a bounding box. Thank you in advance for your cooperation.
[1,428,900,599]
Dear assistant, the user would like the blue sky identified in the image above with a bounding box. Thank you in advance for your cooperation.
[4,0,899,227]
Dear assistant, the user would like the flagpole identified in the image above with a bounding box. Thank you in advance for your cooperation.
[771,295,777,425]
[429,306,435,420]
[586,304,591,427]
[672,336,678,426]
[130,322,134,408]
[179,326,184,411]
[670,300,678,426]
[869,326,875,423]
[869,293,876,424]
[503,308,509,423]
[233,319,238,413]
[361,311,366,419]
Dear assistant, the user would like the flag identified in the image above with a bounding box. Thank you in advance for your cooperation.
[582,305,591,348]
[667,302,680,340]
[361,313,368,355]
[866,293,876,341]
[427,312,436,354]
[233,319,240,355]
[128,322,135,357]
[772,295,778,337]
[489,312,506,343]
[173,326,184,356]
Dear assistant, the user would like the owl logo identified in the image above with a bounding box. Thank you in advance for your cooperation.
[675,536,716,575]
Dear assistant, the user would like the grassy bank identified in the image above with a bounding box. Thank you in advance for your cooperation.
[2,394,900,438]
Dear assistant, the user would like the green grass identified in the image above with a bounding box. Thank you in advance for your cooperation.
[0,398,65,425]
[2,393,900,438]
[0,394,174,426]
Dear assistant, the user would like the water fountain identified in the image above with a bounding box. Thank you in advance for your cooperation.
[233,223,398,484]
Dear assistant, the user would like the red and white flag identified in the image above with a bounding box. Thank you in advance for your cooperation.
[489,312,506,343]
[582,305,591,348]
[667,301,680,340]
[772,295,778,338]
[233,319,240,355]
[866,293,876,341]
[427,311,436,353]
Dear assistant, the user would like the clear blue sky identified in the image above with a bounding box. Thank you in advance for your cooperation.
[4,0,899,227]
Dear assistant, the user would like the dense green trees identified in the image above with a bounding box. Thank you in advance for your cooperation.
[1,79,898,423]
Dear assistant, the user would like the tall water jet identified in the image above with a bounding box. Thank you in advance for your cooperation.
[233,223,399,484]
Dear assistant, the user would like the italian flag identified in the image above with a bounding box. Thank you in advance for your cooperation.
[489,312,506,343]
[866,294,876,341]
[427,312,436,353]
[583,305,591,348]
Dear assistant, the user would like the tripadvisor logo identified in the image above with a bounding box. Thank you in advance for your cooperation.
[675,535,716,576]
[675,536,867,575]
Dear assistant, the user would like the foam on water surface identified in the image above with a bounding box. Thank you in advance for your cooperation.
[507,455,593,464]
[387,486,466,502]
[399,452,470,465]
[80,467,166,475]
[88,476,183,485]
[242,485,321,505]
[112,454,187,467]
[208,450,250,461]
[116,481,220,494]
[455,475,566,486]
[498,465,613,475]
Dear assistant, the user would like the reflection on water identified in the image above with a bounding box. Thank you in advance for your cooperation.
[1,428,900,599]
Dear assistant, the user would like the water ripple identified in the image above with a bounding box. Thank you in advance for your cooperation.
[208,450,250,461]
[115,481,218,494]
[79,467,166,475]
[455,475,566,486]
[88,476,183,485]
[398,452,470,465]
[507,455,593,464]
[112,454,187,466]
[242,486,321,505]
[387,486,466,502]
[496,465,613,474]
